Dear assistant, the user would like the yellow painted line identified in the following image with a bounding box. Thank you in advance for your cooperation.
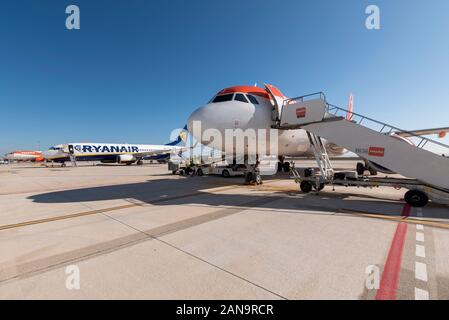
[0,204,139,231]
[338,209,449,230]
[0,180,279,232]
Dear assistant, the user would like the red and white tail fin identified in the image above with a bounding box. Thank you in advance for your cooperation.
[346,93,354,121]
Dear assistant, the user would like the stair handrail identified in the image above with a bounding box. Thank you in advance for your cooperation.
[280,92,449,154]
[326,103,449,151]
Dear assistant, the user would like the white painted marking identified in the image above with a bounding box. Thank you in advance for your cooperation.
[415,262,428,282]
[414,212,429,299]
[416,244,426,258]
[417,208,423,217]
[416,232,425,242]
[415,288,429,300]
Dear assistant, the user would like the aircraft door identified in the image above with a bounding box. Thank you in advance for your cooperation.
[68,144,75,155]
[265,84,287,121]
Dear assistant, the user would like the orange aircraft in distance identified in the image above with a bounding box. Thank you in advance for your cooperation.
[5,150,45,162]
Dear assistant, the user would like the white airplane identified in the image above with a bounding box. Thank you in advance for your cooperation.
[187,84,449,182]
[187,85,346,174]
[42,126,187,166]
[5,150,45,162]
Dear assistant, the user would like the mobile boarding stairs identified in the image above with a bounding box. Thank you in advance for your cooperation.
[273,93,449,207]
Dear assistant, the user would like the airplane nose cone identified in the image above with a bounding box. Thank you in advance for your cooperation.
[187,106,203,133]
[187,104,216,142]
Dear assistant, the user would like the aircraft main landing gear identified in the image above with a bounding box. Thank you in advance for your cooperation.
[356,162,377,176]
[277,156,291,173]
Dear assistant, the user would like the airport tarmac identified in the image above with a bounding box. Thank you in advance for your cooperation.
[0,160,448,300]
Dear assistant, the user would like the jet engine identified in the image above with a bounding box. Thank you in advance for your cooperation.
[325,142,346,156]
[117,154,135,163]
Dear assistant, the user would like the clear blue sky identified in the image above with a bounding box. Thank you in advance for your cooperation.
[1,0,449,154]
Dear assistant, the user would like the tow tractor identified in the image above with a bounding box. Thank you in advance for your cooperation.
[168,159,246,178]
[273,92,449,208]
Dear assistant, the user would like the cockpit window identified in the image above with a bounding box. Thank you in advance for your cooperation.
[247,95,259,105]
[212,94,234,103]
[234,93,249,103]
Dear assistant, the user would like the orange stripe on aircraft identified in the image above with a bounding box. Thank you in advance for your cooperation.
[217,86,271,100]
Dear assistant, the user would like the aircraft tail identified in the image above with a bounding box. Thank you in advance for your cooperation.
[347,93,354,121]
[165,125,188,146]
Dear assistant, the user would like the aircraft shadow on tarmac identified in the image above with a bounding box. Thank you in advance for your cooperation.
[27,176,449,220]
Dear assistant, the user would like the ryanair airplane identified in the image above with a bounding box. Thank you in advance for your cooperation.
[42,126,188,166]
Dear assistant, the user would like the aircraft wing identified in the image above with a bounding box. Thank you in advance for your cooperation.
[393,127,449,138]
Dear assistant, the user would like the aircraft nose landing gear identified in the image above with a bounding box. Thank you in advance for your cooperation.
[244,169,262,185]
[244,159,262,185]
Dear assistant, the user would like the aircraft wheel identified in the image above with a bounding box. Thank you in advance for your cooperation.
[405,190,429,207]
[197,168,204,176]
[313,183,325,191]
[222,169,230,178]
[283,162,291,172]
[126,162,132,166]
[369,168,378,176]
[356,163,365,176]
[61,163,66,168]
[300,181,313,193]
[172,170,178,175]
[179,169,185,176]
[254,173,262,185]
[137,160,143,166]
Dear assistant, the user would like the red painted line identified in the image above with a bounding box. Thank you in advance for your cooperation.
[401,204,411,218]
[375,204,410,300]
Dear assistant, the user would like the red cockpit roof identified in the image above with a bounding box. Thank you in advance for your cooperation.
[216,86,271,100]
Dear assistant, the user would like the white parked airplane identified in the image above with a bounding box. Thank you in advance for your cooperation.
[42,126,187,166]
[187,85,346,174]
[187,84,449,181]
[5,150,45,162]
